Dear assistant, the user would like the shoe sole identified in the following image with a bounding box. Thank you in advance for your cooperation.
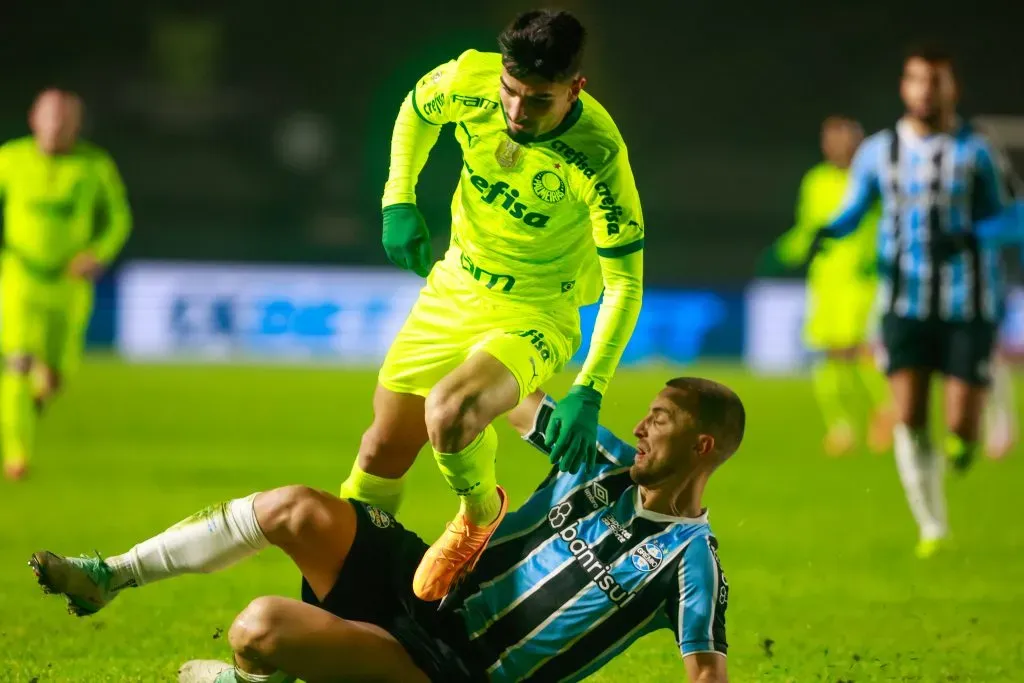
[28,552,99,617]
[28,553,57,595]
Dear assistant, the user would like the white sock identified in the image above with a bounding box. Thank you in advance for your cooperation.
[893,424,944,542]
[985,357,1017,451]
[232,668,294,683]
[106,494,268,590]
[922,445,948,536]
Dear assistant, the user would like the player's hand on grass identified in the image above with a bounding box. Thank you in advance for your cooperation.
[382,203,433,277]
[67,251,104,281]
[546,385,602,474]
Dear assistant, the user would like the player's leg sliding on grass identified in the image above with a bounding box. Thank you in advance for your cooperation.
[33,487,442,682]
[32,381,737,683]
[340,9,645,602]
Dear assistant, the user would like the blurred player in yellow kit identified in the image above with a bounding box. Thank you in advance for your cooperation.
[0,89,132,480]
[761,116,894,456]
[339,10,644,601]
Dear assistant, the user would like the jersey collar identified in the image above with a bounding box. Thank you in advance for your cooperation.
[897,115,965,148]
[633,487,709,525]
[531,98,584,143]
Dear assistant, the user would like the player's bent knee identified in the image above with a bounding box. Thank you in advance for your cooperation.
[4,355,33,375]
[424,386,481,450]
[256,486,329,545]
[229,597,282,659]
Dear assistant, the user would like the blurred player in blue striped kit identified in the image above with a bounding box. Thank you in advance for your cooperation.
[820,45,1023,557]
[30,378,740,683]
[760,116,894,457]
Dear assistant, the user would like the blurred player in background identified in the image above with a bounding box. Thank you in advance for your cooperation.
[760,116,893,457]
[973,118,1024,460]
[339,9,645,600]
[0,89,132,481]
[819,46,1021,557]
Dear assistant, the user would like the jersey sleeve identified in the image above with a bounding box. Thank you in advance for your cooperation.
[827,136,882,238]
[410,58,458,126]
[89,151,132,264]
[584,147,645,258]
[669,535,728,657]
[974,136,1012,221]
[574,147,645,393]
[522,394,637,466]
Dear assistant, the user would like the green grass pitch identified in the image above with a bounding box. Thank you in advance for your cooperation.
[1,358,1022,682]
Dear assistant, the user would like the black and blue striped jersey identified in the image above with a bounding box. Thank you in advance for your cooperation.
[448,396,728,682]
[828,119,1014,322]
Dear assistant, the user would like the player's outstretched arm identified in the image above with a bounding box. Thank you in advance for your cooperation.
[546,148,644,474]
[822,136,882,240]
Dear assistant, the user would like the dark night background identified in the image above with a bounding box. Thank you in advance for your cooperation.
[2,0,1021,284]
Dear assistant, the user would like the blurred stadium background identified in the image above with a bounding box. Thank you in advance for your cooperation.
[2,1,1023,681]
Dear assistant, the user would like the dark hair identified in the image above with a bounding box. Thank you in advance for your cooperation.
[904,42,958,80]
[665,378,746,458]
[498,9,586,82]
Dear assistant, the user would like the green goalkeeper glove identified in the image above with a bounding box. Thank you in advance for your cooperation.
[546,385,603,474]
[382,203,432,277]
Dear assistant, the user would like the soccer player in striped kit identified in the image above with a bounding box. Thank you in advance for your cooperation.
[821,46,1021,557]
[31,378,739,683]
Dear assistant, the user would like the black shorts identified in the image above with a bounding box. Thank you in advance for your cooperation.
[300,500,485,683]
[881,313,997,387]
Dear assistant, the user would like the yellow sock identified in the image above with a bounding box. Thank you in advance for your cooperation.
[338,461,405,515]
[1,369,35,467]
[434,425,500,525]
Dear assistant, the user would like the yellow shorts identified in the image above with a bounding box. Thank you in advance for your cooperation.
[804,280,878,351]
[0,265,93,377]
[379,272,580,401]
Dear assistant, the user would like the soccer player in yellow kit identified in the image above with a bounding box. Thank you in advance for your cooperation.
[339,10,644,600]
[762,117,894,456]
[0,89,131,480]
